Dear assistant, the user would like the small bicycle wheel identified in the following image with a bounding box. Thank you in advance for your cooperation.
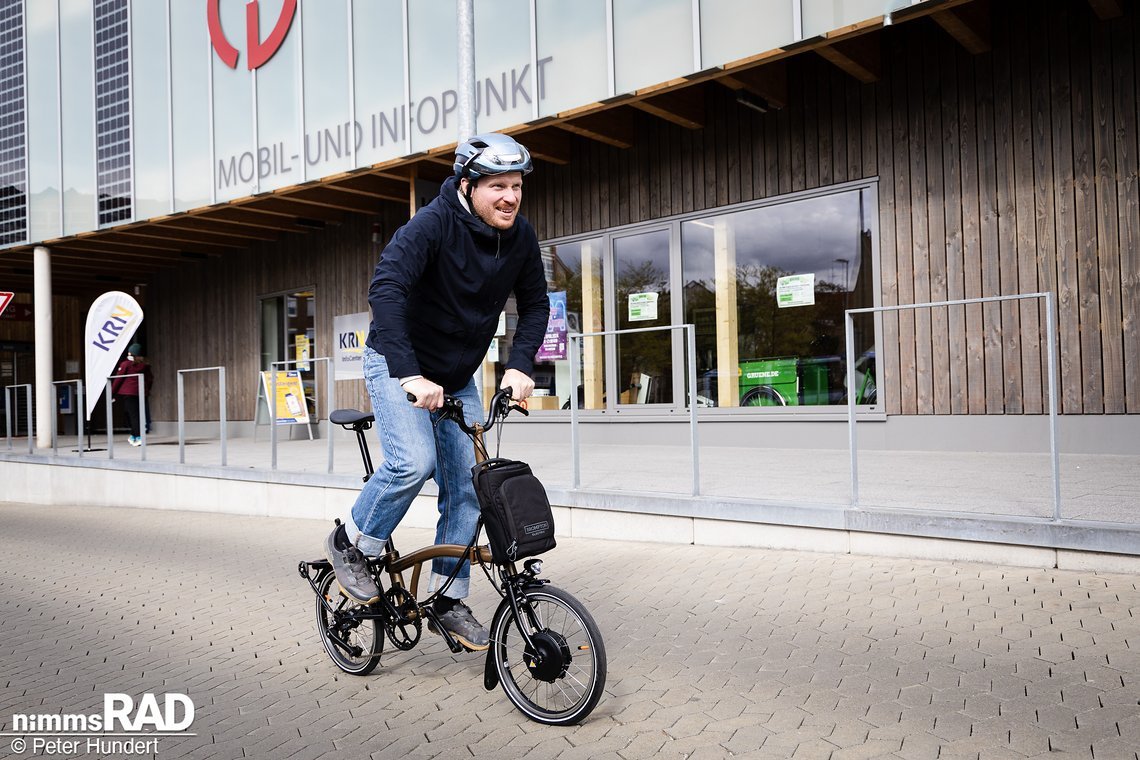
[490,585,606,725]
[741,385,787,407]
[314,570,382,675]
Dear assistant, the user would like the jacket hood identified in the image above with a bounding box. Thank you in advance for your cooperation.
[439,175,520,245]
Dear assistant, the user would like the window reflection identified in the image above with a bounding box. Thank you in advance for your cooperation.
[682,190,876,408]
[526,240,605,410]
[614,229,673,405]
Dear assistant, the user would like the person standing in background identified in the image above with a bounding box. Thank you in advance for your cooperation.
[112,343,153,447]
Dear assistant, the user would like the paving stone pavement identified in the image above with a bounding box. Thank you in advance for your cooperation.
[1,502,1138,760]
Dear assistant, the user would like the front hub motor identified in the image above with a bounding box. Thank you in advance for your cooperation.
[523,631,571,682]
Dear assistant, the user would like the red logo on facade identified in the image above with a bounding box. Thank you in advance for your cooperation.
[208,0,297,71]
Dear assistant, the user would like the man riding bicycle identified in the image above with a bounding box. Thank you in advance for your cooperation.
[324,133,549,651]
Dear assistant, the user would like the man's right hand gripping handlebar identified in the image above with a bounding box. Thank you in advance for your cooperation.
[402,376,446,410]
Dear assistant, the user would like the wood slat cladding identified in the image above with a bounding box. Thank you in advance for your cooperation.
[525,0,1139,417]
[146,208,405,422]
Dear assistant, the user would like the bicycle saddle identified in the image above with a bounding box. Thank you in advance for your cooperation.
[330,409,375,426]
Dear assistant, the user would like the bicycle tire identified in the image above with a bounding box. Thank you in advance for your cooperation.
[740,385,787,407]
[490,585,607,725]
[314,570,383,675]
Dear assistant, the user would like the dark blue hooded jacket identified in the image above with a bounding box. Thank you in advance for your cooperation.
[366,175,549,392]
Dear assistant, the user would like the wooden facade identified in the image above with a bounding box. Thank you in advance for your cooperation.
[526,0,1139,418]
[140,0,1137,422]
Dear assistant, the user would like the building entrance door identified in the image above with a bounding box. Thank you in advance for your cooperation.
[0,342,34,437]
[259,289,318,421]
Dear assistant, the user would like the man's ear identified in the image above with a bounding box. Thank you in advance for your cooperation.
[458,177,471,195]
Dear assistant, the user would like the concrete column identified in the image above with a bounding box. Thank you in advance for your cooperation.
[33,246,53,449]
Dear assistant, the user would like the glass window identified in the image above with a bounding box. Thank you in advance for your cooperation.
[700,0,793,67]
[407,0,456,153]
[352,0,405,166]
[535,0,607,117]
[131,0,170,220]
[529,239,606,410]
[26,0,59,242]
[59,0,96,235]
[0,0,27,245]
[255,0,301,191]
[95,0,132,226]
[212,0,255,201]
[681,189,876,408]
[474,0,532,134]
[302,0,352,180]
[614,229,674,406]
[613,0,692,95]
[802,0,911,38]
[260,289,319,419]
[170,1,210,211]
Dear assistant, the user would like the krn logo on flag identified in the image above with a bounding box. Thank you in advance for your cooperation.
[85,291,144,420]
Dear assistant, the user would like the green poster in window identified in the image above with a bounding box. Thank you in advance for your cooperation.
[628,292,659,321]
[776,274,815,308]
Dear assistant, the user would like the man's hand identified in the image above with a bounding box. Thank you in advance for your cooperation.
[403,377,445,411]
[500,368,535,401]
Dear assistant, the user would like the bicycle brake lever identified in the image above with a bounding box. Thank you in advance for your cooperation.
[510,404,529,417]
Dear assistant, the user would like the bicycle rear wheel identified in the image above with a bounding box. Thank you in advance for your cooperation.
[314,570,382,675]
[490,585,606,725]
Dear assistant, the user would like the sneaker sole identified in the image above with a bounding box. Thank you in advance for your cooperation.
[322,548,380,606]
[427,619,490,652]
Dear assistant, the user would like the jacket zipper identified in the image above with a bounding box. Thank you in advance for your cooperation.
[495,232,501,260]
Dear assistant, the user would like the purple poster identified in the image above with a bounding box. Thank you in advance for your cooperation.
[536,291,568,361]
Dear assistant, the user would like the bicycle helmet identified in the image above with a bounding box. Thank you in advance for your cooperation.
[454,133,533,183]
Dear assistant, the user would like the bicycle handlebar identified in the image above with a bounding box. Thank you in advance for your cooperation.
[405,387,527,436]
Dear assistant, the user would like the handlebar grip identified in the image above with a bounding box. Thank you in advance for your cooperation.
[406,392,416,403]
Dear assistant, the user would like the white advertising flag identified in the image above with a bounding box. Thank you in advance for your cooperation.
[84,291,144,420]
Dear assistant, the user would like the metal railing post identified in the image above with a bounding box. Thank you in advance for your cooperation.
[177,370,185,463]
[845,292,1059,518]
[269,357,334,473]
[220,366,228,466]
[4,384,36,454]
[565,324,697,495]
[49,380,83,456]
[846,310,859,508]
[104,379,114,459]
[569,333,581,489]
[1045,292,1061,521]
[177,366,228,466]
[138,374,147,461]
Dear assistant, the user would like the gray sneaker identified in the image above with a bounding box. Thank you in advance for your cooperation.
[324,524,380,605]
[429,599,489,651]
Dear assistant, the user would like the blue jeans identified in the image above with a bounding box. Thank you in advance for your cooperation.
[345,348,482,599]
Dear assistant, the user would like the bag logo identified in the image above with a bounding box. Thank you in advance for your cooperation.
[523,521,550,536]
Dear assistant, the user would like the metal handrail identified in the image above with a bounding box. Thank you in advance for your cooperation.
[3,383,33,454]
[568,324,700,496]
[844,292,1061,519]
[105,373,147,461]
[50,379,84,457]
[268,357,335,473]
[177,366,227,466]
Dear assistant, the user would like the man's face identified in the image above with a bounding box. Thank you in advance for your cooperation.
[464,172,523,231]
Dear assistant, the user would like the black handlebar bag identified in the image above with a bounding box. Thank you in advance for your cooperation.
[472,458,556,562]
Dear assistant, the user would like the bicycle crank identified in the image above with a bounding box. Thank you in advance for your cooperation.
[384,586,421,650]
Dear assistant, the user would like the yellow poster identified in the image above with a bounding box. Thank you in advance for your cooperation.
[295,335,311,371]
[260,370,309,425]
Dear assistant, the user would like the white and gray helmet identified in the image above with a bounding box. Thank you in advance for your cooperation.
[454,133,533,182]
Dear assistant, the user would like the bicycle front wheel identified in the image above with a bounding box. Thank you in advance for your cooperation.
[314,570,382,675]
[490,585,606,725]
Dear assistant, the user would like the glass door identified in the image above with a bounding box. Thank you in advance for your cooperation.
[611,228,677,406]
[259,289,317,419]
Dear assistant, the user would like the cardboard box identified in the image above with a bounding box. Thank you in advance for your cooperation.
[525,395,562,411]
